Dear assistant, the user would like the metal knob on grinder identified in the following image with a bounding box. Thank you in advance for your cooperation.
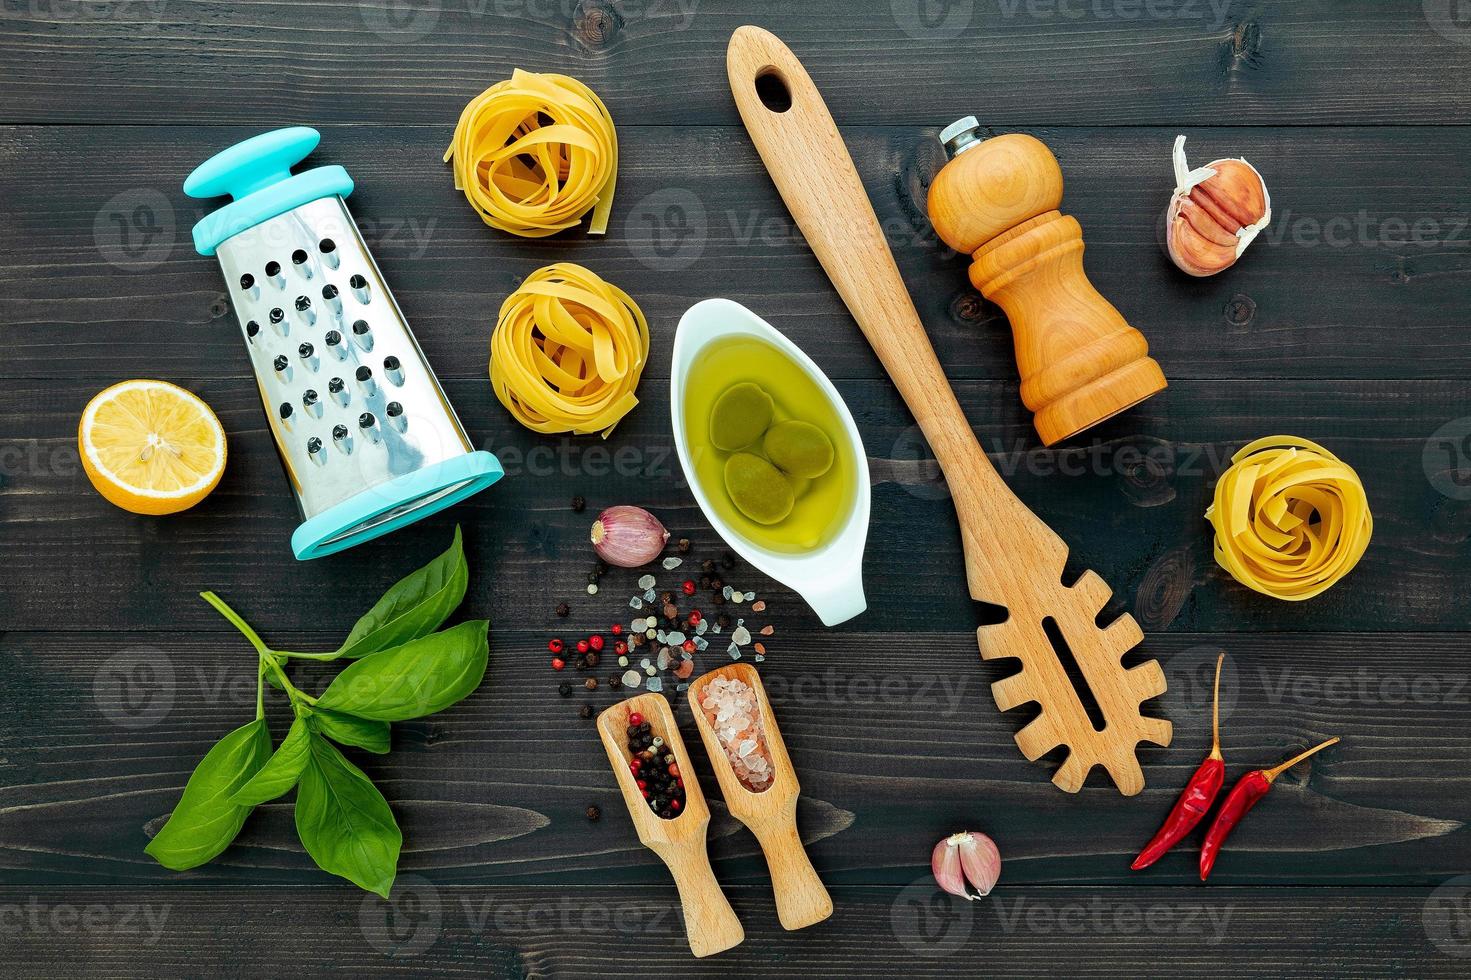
[928,118,1167,446]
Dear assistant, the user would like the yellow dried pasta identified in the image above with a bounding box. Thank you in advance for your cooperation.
[1205,435,1372,601]
[490,263,649,438]
[444,70,617,237]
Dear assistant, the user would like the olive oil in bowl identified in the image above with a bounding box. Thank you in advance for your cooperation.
[682,336,856,554]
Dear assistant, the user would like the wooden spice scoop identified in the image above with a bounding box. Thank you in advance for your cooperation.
[689,663,833,931]
[727,25,1171,795]
[596,693,744,958]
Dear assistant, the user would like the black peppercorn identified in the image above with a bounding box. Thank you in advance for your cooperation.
[677,537,691,553]
[587,571,599,585]
[586,805,601,822]
[555,602,570,618]
[558,682,573,697]
[660,591,674,606]
[586,651,600,668]
[711,594,724,606]
[609,675,622,690]
[718,613,732,628]
[721,551,736,569]
[701,559,716,573]
[595,560,608,576]
[584,677,598,691]
[571,495,585,512]
[710,577,723,591]
[579,704,594,719]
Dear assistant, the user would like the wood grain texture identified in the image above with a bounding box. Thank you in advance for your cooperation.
[2,630,1466,886]
[2,1,1470,126]
[2,124,1469,384]
[0,884,1462,978]
[6,376,1470,631]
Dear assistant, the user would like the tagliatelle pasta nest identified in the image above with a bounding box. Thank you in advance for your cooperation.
[1205,435,1372,601]
[444,69,618,237]
[489,263,650,438]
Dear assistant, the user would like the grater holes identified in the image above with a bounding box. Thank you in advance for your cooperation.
[295,295,312,311]
[269,307,285,324]
[279,402,293,421]
[328,376,348,406]
[245,320,260,342]
[239,273,256,292]
[355,364,377,396]
[383,355,404,385]
[386,401,406,431]
[266,261,281,276]
[273,354,292,382]
[322,284,339,301]
[359,411,382,444]
[349,274,370,304]
[307,435,326,465]
[319,238,336,255]
[385,401,403,417]
[292,249,309,266]
[332,423,352,454]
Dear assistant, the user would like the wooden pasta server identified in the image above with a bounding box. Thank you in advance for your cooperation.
[727,25,1172,795]
[689,663,833,930]
[596,693,744,957]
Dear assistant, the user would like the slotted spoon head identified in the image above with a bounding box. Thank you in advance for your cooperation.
[980,569,1171,795]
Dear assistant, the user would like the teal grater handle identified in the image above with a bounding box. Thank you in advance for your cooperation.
[184,127,354,256]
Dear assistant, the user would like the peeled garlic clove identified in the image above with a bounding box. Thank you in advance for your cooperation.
[931,831,1001,900]
[1165,135,1271,277]
[590,505,669,568]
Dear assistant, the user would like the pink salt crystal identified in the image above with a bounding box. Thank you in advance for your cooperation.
[760,625,774,636]
[696,676,775,793]
[674,658,694,679]
[754,642,766,655]
[752,600,767,612]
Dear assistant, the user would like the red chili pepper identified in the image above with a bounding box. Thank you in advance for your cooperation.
[1132,653,1226,870]
[1199,736,1340,881]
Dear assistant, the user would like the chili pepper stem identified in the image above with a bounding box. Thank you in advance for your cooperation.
[1207,652,1225,762]
[1261,737,1340,784]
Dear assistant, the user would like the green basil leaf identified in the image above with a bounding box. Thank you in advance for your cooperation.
[294,734,401,897]
[145,718,272,871]
[229,716,312,806]
[307,708,392,755]
[335,526,468,660]
[314,620,488,722]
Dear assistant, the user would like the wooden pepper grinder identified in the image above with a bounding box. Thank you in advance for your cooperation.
[927,118,1167,445]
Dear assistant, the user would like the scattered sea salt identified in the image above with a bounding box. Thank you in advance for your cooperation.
[722,585,734,599]
[644,588,656,602]
[638,574,656,590]
[667,631,686,645]
[754,654,765,662]
[731,591,745,603]
[728,643,742,659]
[694,636,709,651]
[647,677,664,692]
[760,625,774,636]
[731,626,752,645]
[645,664,657,676]
[662,557,683,570]
[622,670,642,688]
[628,596,643,610]
[695,620,708,635]
[618,655,629,667]
[752,600,767,612]
[657,649,670,670]
[587,584,598,595]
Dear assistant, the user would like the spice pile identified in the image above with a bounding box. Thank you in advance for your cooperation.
[550,501,776,718]
[625,711,686,819]
[696,675,774,792]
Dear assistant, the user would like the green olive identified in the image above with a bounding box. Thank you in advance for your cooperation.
[709,382,775,451]
[723,452,795,525]
[763,419,835,479]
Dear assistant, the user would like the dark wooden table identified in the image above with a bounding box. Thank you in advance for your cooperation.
[4,1,1470,976]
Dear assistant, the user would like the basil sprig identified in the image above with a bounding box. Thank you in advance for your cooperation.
[144,527,485,897]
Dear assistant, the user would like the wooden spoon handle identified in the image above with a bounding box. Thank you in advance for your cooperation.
[662,840,746,957]
[727,25,1064,598]
[752,818,833,931]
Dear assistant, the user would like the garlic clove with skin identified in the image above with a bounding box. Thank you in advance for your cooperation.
[931,831,1001,900]
[1165,135,1271,277]
[590,505,670,568]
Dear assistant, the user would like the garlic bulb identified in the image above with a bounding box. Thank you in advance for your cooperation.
[1165,135,1271,277]
[590,505,669,568]
[931,831,1001,900]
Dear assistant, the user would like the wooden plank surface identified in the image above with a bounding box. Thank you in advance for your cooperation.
[4,0,1471,976]
[2,1,1471,127]
[3,124,1470,383]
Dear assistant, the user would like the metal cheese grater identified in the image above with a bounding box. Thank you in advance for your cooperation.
[185,127,503,559]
